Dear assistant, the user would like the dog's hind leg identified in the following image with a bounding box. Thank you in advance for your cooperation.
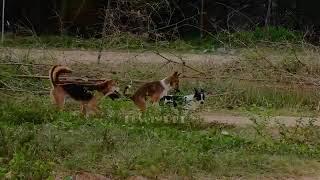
[151,95,160,103]
[151,94,161,104]
[150,94,162,109]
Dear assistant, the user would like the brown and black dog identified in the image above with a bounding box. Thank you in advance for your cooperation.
[124,72,181,111]
[49,65,119,115]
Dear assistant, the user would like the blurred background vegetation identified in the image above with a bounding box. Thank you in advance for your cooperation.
[3,0,320,43]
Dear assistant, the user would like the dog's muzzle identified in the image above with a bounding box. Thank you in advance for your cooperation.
[113,90,121,96]
[107,90,121,100]
[104,87,120,96]
[114,87,120,93]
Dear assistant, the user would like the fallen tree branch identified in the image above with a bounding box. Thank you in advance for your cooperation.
[8,73,320,88]
[12,75,49,79]
[0,79,15,90]
[10,74,320,87]
[11,75,147,84]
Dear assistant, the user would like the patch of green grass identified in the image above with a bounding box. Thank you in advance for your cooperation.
[0,95,319,179]
[1,27,304,52]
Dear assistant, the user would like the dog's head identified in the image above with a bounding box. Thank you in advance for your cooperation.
[161,95,174,104]
[99,80,120,96]
[108,90,121,100]
[193,88,205,104]
[168,71,181,92]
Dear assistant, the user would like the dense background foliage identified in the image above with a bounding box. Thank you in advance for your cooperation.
[4,0,320,42]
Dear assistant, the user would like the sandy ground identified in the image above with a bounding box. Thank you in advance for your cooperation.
[1,48,237,65]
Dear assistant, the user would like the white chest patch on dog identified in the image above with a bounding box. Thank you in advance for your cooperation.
[160,79,171,98]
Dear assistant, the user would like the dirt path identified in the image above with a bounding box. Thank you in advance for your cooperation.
[1,48,237,65]
[201,112,320,127]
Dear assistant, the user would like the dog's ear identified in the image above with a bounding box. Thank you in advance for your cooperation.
[108,80,118,87]
[173,71,181,77]
[200,88,204,92]
[173,71,178,76]
[194,88,198,93]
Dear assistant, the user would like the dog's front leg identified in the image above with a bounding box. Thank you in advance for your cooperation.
[150,95,161,110]
[80,103,87,116]
[88,97,100,115]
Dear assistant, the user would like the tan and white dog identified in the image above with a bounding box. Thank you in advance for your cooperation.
[124,72,181,111]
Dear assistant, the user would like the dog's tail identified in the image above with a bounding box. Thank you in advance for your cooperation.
[49,65,72,87]
[123,84,132,98]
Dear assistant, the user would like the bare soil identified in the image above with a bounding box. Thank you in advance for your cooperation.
[201,112,320,127]
[2,48,237,65]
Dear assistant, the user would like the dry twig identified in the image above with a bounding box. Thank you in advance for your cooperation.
[153,50,205,75]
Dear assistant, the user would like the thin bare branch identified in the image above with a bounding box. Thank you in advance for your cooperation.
[152,50,205,75]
